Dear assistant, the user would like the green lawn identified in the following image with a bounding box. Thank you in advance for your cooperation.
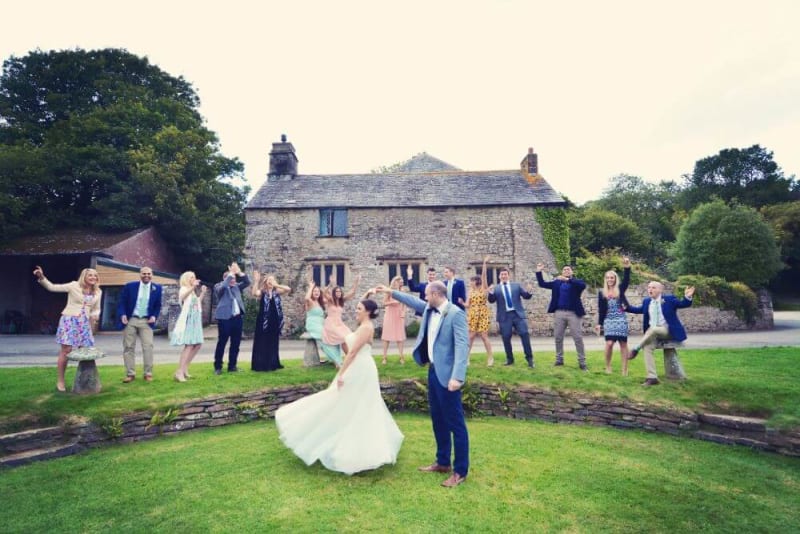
[1,347,798,431]
[2,414,798,533]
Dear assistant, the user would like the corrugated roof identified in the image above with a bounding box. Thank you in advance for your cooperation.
[0,228,146,255]
[247,170,565,210]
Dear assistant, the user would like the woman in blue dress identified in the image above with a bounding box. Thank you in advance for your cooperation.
[595,257,631,375]
[304,279,344,364]
[171,271,207,382]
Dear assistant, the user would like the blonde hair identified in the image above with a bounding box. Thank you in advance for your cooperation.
[601,270,619,299]
[78,268,101,295]
[179,271,195,288]
[390,275,404,289]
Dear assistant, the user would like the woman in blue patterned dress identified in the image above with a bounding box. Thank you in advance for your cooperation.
[171,271,207,382]
[33,265,102,392]
[595,257,632,375]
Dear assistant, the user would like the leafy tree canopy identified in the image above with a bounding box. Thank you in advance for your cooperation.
[0,48,247,280]
[680,145,799,209]
[568,206,650,261]
[670,199,782,288]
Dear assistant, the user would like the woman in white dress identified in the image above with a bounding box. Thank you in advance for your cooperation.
[275,299,404,475]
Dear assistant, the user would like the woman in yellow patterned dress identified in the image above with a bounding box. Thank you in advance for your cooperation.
[460,256,495,366]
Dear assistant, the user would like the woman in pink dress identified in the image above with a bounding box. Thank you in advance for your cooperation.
[379,276,406,364]
[322,273,361,365]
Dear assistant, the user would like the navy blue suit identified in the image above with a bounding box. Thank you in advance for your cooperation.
[488,282,534,365]
[444,278,467,310]
[626,295,692,343]
[116,281,162,329]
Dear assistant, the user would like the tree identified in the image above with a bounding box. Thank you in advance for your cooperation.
[670,200,782,288]
[680,145,799,210]
[589,174,682,267]
[761,201,800,294]
[0,48,247,279]
[568,207,649,259]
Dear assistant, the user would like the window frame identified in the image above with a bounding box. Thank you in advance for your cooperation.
[319,208,348,237]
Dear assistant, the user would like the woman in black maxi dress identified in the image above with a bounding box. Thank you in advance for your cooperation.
[251,271,291,371]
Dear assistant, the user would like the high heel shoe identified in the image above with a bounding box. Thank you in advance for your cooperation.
[184,372,193,379]
[173,373,187,383]
[381,358,387,365]
[487,356,494,367]
[399,356,405,365]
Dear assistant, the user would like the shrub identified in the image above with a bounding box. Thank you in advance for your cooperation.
[674,274,759,324]
[574,249,649,288]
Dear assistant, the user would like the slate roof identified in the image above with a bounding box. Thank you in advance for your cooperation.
[0,228,145,255]
[390,152,460,172]
[247,170,565,210]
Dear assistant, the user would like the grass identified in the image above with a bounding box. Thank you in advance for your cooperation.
[2,414,798,533]
[1,347,798,431]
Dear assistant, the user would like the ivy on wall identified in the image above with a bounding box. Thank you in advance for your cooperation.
[535,207,570,267]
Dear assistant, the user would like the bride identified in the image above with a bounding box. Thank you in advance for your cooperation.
[275,299,404,475]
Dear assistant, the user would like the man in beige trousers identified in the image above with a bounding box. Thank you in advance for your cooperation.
[117,267,163,382]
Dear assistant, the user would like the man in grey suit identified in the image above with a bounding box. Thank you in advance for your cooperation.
[213,261,250,374]
[377,280,470,488]
[488,267,535,367]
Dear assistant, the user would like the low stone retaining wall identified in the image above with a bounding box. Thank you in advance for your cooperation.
[2,381,798,467]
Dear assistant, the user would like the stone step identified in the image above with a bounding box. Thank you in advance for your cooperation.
[699,413,767,432]
[0,440,82,468]
[0,426,66,454]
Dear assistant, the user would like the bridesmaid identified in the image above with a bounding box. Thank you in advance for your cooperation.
[461,256,494,366]
[322,273,361,364]
[251,271,291,371]
[304,279,341,363]
[171,271,207,382]
[379,276,407,364]
[32,265,102,392]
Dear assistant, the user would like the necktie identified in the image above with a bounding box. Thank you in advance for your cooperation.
[503,283,513,308]
[447,280,453,301]
[653,299,661,326]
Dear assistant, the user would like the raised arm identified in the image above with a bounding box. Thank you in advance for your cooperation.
[343,273,362,301]
[250,270,262,298]
[535,263,554,289]
[481,256,489,290]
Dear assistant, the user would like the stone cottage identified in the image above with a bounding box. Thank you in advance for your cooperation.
[245,136,568,335]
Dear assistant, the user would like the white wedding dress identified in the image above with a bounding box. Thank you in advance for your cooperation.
[275,332,404,475]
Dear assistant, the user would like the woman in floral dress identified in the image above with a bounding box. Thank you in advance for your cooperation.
[33,265,102,392]
[595,257,632,375]
[461,256,494,366]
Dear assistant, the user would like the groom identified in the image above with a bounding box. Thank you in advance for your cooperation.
[378,281,470,487]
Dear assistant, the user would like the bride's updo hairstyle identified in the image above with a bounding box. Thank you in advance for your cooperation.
[361,299,379,319]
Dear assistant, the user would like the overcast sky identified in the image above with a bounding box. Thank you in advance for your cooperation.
[3,0,798,204]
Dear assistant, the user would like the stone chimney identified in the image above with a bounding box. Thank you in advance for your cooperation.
[521,147,538,175]
[268,134,298,181]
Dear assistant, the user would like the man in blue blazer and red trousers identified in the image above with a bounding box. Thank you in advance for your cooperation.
[117,266,163,382]
[626,281,695,386]
[379,280,470,488]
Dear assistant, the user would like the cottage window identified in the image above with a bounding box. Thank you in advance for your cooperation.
[319,209,348,237]
[386,262,421,284]
[476,265,504,286]
[311,263,346,287]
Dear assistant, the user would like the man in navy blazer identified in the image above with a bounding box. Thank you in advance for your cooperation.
[442,266,467,310]
[380,280,470,488]
[117,266,163,382]
[626,281,695,386]
[213,261,250,374]
[406,265,438,316]
[536,263,588,370]
[488,267,535,367]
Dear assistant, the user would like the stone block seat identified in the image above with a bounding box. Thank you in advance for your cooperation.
[655,340,687,380]
[67,347,106,394]
[299,333,322,367]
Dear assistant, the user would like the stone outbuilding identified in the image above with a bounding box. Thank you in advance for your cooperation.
[245,137,568,335]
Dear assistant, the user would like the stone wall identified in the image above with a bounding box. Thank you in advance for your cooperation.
[244,205,558,335]
[3,381,797,467]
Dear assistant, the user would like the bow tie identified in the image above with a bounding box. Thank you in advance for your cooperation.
[427,307,440,314]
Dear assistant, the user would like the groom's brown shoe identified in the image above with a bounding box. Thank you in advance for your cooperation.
[441,473,466,487]
[418,463,451,474]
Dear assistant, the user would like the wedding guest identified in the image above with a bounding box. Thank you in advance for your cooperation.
[379,276,407,364]
[626,282,695,386]
[595,257,632,375]
[322,273,361,364]
[487,267,535,367]
[459,256,495,366]
[536,262,588,371]
[32,265,102,392]
[304,279,341,364]
[442,266,467,310]
[406,265,437,316]
[213,262,250,374]
[251,271,291,372]
[117,266,162,383]
[171,271,207,382]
